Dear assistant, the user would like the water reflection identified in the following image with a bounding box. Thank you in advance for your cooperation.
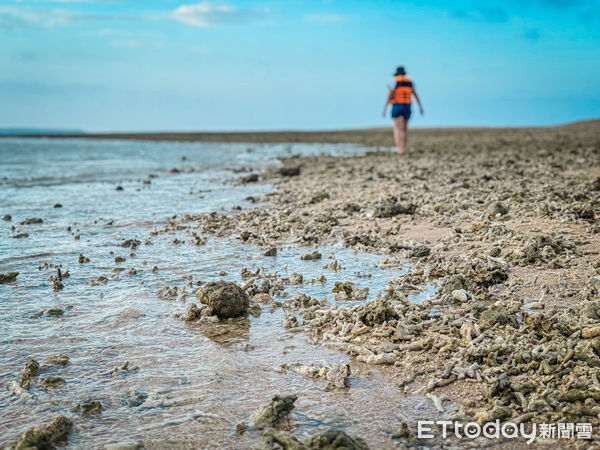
[186,318,251,347]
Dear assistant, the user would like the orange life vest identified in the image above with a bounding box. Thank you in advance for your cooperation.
[391,75,413,104]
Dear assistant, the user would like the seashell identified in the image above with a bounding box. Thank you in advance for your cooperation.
[452,289,469,303]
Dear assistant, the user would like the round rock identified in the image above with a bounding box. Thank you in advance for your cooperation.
[197,281,249,318]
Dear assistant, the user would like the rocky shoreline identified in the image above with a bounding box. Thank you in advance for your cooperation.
[2,120,599,448]
[177,120,600,446]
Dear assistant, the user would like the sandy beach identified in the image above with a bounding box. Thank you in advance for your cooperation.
[173,120,600,445]
[2,120,599,448]
[12,120,600,147]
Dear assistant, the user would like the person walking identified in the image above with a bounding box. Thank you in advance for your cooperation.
[382,66,424,155]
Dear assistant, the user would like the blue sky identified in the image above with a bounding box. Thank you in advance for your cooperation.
[1,0,599,131]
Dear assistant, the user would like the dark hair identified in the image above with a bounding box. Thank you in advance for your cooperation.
[394,66,406,75]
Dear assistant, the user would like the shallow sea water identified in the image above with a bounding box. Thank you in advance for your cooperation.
[0,138,439,449]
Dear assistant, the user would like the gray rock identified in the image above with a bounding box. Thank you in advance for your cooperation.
[76,399,102,416]
[183,303,204,321]
[443,274,470,294]
[125,390,148,408]
[40,376,66,388]
[301,251,322,261]
[156,286,178,300]
[11,415,72,449]
[487,201,509,216]
[589,276,600,297]
[197,281,249,318]
[262,427,369,450]
[19,217,43,225]
[479,309,518,329]
[251,394,297,429]
[0,272,18,284]
[44,355,70,367]
[325,364,351,390]
[374,196,416,218]
[282,316,299,329]
[241,173,259,183]
[120,239,141,249]
[279,166,301,177]
[408,245,430,258]
[19,359,40,390]
[305,428,369,449]
[264,247,277,257]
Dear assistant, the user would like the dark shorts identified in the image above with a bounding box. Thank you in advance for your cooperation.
[391,103,411,120]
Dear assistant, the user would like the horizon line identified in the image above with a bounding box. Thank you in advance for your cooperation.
[0,118,599,138]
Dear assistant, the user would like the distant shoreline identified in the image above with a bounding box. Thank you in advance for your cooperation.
[1,119,597,147]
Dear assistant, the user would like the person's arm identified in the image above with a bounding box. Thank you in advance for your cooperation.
[382,89,393,117]
[412,89,424,115]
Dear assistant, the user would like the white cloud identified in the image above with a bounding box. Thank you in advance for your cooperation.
[0,2,268,30]
[304,13,346,24]
[171,2,268,27]
[0,7,81,28]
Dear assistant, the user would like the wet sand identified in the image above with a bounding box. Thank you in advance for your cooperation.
[1,139,435,449]
[177,119,600,446]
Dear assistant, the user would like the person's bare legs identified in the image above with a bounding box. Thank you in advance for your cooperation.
[392,119,400,151]
[393,116,407,154]
[402,115,408,152]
